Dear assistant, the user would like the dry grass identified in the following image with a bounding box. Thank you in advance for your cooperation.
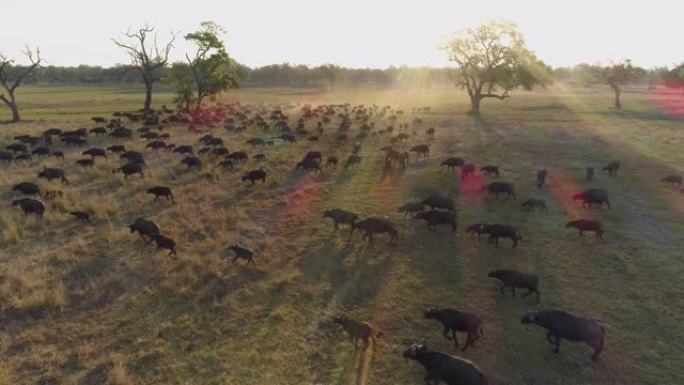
[0,85,682,384]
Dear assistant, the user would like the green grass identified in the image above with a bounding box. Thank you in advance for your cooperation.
[0,85,682,384]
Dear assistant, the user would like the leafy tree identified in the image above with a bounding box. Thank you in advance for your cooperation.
[442,19,552,116]
[112,25,177,116]
[168,62,195,110]
[170,21,238,109]
[573,63,601,87]
[0,47,42,122]
[592,60,644,109]
[662,63,684,93]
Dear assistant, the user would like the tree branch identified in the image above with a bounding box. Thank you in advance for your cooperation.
[480,93,510,100]
[9,46,41,92]
[0,93,11,106]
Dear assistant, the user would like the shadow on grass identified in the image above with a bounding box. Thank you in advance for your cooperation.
[198,267,269,306]
[591,108,683,123]
[65,256,127,312]
[296,237,394,305]
[380,165,405,183]
[518,103,571,112]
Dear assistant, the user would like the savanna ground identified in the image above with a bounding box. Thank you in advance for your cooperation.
[0,84,683,385]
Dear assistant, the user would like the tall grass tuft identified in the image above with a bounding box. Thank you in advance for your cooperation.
[0,210,24,244]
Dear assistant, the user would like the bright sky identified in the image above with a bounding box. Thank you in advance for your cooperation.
[2,0,680,69]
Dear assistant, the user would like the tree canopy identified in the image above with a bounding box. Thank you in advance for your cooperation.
[662,62,684,92]
[169,21,238,109]
[442,19,552,116]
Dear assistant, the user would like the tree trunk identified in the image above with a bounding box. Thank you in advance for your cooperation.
[0,93,20,123]
[143,81,153,116]
[468,94,482,116]
[612,85,622,109]
[10,103,20,123]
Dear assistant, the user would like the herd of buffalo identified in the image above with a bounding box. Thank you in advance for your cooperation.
[3,101,682,384]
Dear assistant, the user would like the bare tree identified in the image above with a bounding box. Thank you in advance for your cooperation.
[112,25,177,116]
[0,46,42,123]
[592,60,644,109]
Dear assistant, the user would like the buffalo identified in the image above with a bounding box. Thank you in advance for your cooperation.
[326,156,338,168]
[172,145,194,155]
[566,219,604,239]
[483,181,515,200]
[488,269,540,303]
[181,156,202,170]
[424,308,484,352]
[152,234,177,256]
[296,159,322,173]
[441,157,464,170]
[398,201,425,218]
[403,343,486,385]
[129,217,160,241]
[0,151,14,162]
[537,168,548,188]
[82,148,107,159]
[350,217,398,243]
[12,198,45,217]
[70,211,91,222]
[465,223,489,240]
[572,189,610,209]
[242,169,267,185]
[661,175,682,187]
[38,168,68,184]
[422,195,455,212]
[333,316,382,351]
[107,145,126,154]
[601,161,620,177]
[483,224,522,247]
[410,144,430,158]
[480,165,500,177]
[147,186,174,203]
[13,182,40,196]
[345,154,362,169]
[415,210,457,232]
[227,151,248,162]
[521,198,548,213]
[76,159,95,167]
[228,245,256,266]
[322,208,358,230]
[521,309,605,360]
[114,163,144,178]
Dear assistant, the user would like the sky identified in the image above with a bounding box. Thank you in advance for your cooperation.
[2,0,681,69]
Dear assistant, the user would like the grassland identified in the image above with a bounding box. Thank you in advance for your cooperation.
[0,84,683,385]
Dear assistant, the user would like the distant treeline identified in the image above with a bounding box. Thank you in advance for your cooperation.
[18,63,453,88]
[14,62,683,90]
